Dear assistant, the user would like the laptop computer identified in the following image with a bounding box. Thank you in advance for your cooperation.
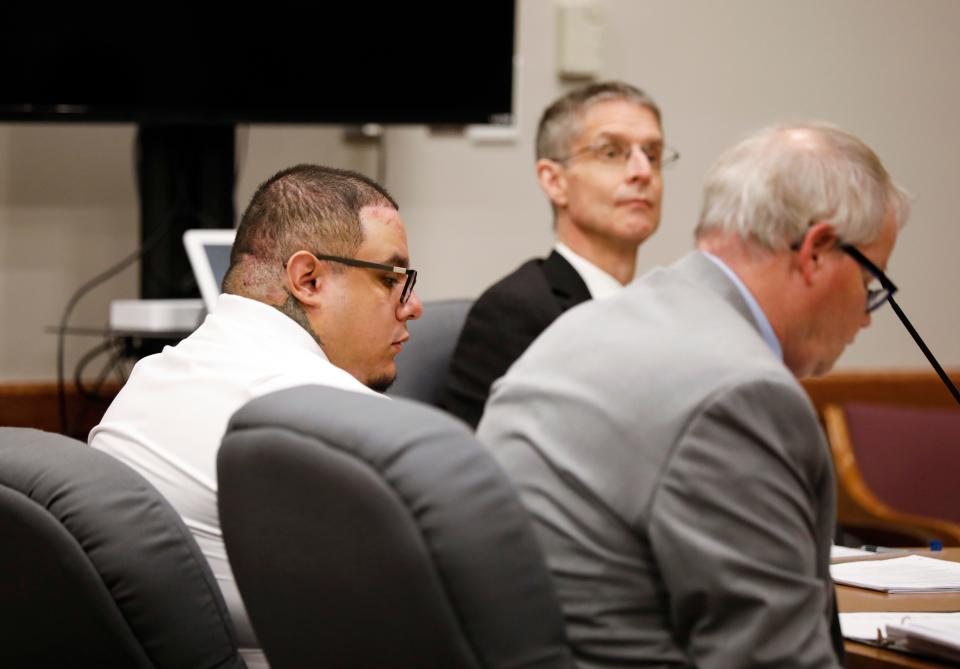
[183,229,237,313]
[108,229,235,333]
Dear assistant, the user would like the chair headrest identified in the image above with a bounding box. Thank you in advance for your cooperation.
[221,386,572,669]
[0,428,243,669]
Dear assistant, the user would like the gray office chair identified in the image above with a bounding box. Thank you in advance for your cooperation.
[388,298,472,406]
[218,385,574,669]
[0,428,245,669]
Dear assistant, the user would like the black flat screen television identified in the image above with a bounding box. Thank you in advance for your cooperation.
[0,5,515,125]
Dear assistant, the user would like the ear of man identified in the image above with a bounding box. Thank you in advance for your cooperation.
[536,158,569,208]
[795,221,839,285]
[284,250,331,308]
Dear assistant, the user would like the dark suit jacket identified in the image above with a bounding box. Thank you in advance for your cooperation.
[441,251,591,429]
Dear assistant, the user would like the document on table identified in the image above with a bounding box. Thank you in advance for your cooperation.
[840,612,960,663]
[830,555,960,592]
[830,545,874,562]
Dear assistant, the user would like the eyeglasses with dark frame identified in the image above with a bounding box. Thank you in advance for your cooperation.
[314,254,418,304]
[838,242,960,406]
[560,139,680,170]
[838,244,898,314]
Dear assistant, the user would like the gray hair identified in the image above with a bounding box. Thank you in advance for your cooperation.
[536,81,662,161]
[695,122,910,250]
[223,164,397,296]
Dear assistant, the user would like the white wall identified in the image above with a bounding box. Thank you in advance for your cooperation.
[3,0,959,381]
[0,125,138,380]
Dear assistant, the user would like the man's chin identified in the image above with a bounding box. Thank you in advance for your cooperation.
[608,216,659,246]
[366,373,396,394]
[791,351,841,380]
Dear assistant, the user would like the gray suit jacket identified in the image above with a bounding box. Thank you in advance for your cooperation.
[478,252,840,668]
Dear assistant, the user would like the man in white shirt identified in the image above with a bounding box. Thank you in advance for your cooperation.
[90,164,423,666]
[442,81,678,428]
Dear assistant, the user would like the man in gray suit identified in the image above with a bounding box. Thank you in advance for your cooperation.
[478,122,909,668]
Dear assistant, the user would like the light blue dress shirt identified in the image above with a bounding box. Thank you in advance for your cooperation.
[702,251,783,361]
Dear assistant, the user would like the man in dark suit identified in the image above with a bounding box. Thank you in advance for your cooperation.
[442,81,677,428]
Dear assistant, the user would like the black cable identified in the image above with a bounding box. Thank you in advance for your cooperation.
[56,221,171,436]
[887,296,960,406]
[71,337,123,434]
[110,336,134,384]
[74,339,117,402]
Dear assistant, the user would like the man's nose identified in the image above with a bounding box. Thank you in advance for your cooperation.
[398,290,423,321]
[625,146,653,182]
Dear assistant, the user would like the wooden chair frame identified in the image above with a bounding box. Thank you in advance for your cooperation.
[822,403,960,547]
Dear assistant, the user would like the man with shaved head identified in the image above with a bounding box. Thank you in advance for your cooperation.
[91,165,423,666]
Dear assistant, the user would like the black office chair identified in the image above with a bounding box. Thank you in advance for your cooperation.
[0,427,245,668]
[218,385,573,669]
[387,298,472,406]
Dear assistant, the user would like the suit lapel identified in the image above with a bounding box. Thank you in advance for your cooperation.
[541,250,592,313]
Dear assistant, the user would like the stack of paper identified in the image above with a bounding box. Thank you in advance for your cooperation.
[887,617,960,663]
[841,612,960,663]
[831,555,960,592]
[830,545,875,563]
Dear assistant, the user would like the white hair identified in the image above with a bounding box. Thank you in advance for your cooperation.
[695,122,910,249]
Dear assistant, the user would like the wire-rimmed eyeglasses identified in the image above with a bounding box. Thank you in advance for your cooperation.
[314,254,418,304]
[559,139,680,171]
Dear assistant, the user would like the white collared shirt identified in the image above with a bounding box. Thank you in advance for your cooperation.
[90,293,377,652]
[554,241,625,300]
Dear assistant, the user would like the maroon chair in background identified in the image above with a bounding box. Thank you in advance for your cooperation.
[823,402,960,546]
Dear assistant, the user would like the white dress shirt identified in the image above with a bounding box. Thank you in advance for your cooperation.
[554,241,625,300]
[90,294,377,662]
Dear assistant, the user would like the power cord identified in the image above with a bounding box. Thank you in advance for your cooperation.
[56,222,170,437]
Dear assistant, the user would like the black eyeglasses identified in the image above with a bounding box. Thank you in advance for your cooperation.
[839,244,898,313]
[839,242,960,406]
[314,254,418,304]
